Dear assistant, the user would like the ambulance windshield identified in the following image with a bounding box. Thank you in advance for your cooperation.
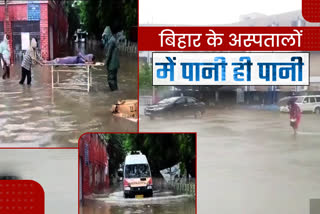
[125,164,151,178]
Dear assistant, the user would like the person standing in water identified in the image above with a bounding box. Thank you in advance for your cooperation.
[0,34,11,79]
[101,26,120,91]
[288,97,301,136]
[20,38,44,85]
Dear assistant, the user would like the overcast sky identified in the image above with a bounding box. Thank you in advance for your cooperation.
[139,0,302,25]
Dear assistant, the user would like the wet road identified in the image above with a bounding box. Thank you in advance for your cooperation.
[0,149,78,214]
[140,108,320,214]
[0,53,137,147]
[80,185,195,214]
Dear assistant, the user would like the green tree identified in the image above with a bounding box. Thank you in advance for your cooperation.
[123,0,138,39]
[76,0,137,40]
[64,0,81,40]
[139,63,153,90]
[78,0,101,38]
[126,134,195,178]
[174,134,196,179]
[102,134,196,180]
[101,134,126,179]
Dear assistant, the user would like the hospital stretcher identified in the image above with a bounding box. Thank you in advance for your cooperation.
[49,62,103,92]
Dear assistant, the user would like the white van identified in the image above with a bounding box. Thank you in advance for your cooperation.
[279,95,320,114]
[123,151,153,198]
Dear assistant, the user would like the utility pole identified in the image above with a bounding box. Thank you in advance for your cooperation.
[4,0,8,33]
[4,0,13,63]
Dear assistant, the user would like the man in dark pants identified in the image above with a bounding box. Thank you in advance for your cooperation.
[0,53,9,79]
[20,38,43,85]
[0,34,10,79]
[101,26,120,91]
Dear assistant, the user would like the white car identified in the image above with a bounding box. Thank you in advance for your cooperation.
[122,151,153,198]
[279,95,320,114]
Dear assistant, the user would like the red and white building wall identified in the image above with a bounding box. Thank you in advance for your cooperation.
[0,0,68,61]
[79,134,110,200]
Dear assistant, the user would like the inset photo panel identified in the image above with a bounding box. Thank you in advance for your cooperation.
[0,0,138,147]
[0,149,78,214]
[79,133,196,214]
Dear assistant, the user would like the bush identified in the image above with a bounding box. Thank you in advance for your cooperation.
[139,63,153,90]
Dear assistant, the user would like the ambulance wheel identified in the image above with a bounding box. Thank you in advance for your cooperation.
[145,191,153,197]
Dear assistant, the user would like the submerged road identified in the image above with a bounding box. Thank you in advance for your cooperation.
[0,54,137,147]
[80,184,195,214]
[140,108,320,214]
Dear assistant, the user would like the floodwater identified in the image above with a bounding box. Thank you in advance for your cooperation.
[0,43,137,147]
[0,149,78,214]
[80,185,195,214]
[140,108,320,214]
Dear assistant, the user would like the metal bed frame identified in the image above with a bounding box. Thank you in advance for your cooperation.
[50,64,93,92]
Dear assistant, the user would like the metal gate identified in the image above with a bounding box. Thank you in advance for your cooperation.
[79,157,83,202]
[11,21,40,61]
[0,22,4,42]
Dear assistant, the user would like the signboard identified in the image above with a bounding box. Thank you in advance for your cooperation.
[153,52,310,86]
[21,32,30,50]
[28,3,40,21]
[84,143,89,166]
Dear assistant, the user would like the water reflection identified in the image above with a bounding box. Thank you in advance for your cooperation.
[0,45,137,146]
[80,198,196,214]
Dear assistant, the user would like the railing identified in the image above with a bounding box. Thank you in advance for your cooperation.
[118,41,137,56]
[139,95,153,106]
[153,177,196,197]
[14,50,25,62]
[168,181,196,197]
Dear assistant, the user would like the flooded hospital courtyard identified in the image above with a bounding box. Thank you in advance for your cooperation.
[80,184,195,214]
[0,49,137,146]
[140,108,320,214]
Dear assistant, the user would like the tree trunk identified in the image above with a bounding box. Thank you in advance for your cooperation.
[4,0,10,43]
[5,0,8,26]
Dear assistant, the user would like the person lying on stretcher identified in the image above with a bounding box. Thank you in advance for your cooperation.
[45,52,96,65]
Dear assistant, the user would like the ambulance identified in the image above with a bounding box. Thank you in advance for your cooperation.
[123,151,153,198]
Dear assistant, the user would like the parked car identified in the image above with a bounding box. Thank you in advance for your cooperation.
[0,175,20,180]
[122,151,153,198]
[279,95,320,114]
[144,96,205,120]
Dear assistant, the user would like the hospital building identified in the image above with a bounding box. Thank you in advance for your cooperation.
[0,0,68,61]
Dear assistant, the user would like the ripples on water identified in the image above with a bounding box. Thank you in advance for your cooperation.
[81,190,195,214]
[0,53,137,146]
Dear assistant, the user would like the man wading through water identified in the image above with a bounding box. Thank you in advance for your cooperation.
[0,34,11,79]
[102,26,120,91]
[20,38,44,85]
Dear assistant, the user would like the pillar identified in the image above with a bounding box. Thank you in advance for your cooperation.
[40,4,49,59]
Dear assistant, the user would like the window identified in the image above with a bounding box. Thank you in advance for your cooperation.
[125,164,151,178]
[316,97,320,103]
[158,97,179,104]
[310,97,316,103]
[175,98,186,104]
[187,97,196,103]
[303,98,309,103]
[89,164,93,186]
